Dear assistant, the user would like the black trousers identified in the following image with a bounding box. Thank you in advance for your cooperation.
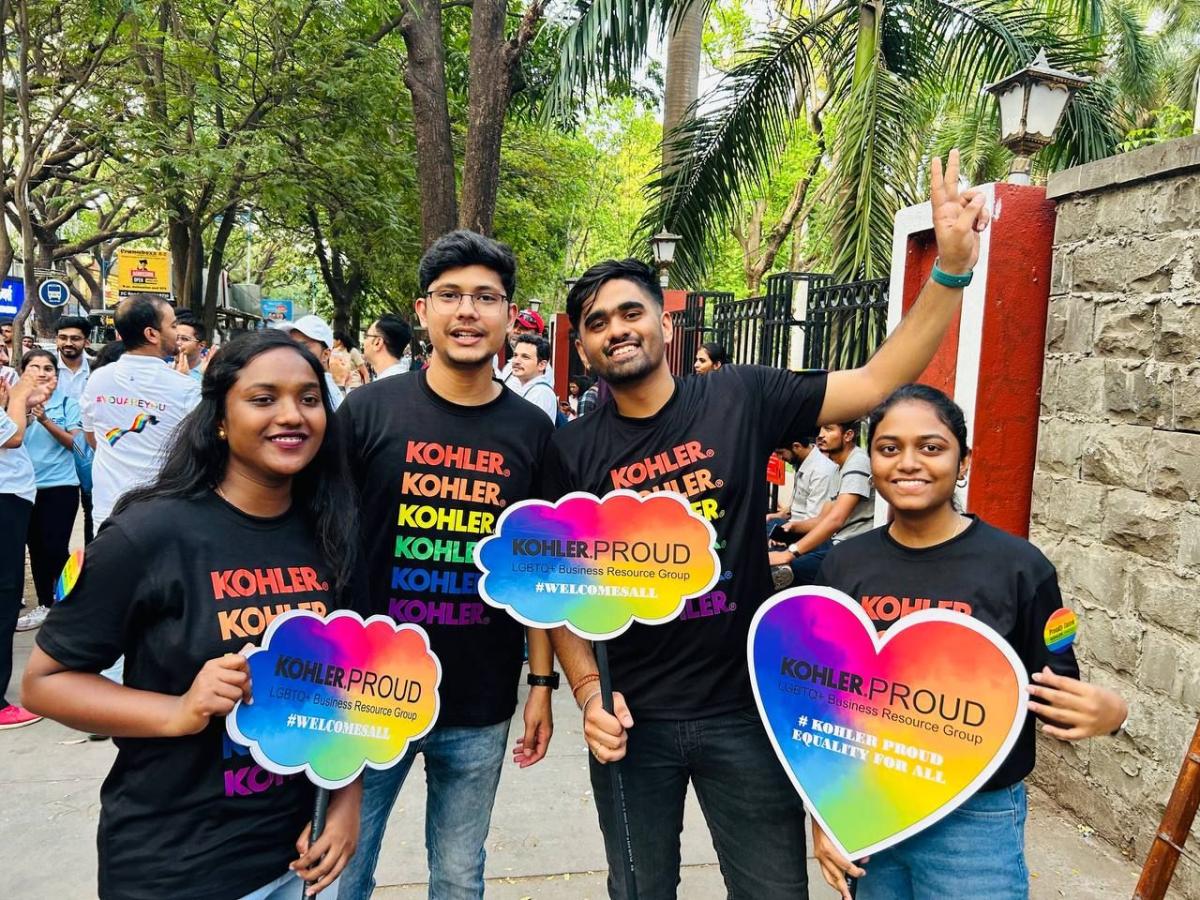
[1,494,33,708]
[27,485,79,607]
[81,487,94,544]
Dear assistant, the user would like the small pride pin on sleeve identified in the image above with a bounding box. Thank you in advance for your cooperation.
[1043,608,1078,654]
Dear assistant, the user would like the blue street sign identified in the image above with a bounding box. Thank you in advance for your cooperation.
[0,277,24,317]
[260,299,294,322]
[38,278,70,308]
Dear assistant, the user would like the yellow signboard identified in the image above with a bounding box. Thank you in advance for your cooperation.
[116,248,171,294]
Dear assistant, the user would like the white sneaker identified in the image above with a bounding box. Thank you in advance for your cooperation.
[771,566,794,590]
[15,605,50,632]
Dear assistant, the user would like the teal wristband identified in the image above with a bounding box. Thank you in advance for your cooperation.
[931,260,973,289]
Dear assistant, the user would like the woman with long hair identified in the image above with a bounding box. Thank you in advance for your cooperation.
[810,384,1127,900]
[16,348,82,631]
[23,330,363,899]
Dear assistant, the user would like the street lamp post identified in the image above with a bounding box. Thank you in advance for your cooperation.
[984,49,1091,185]
[649,229,681,288]
[527,297,543,314]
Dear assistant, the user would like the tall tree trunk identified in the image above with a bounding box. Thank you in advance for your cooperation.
[662,2,705,171]
[401,0,457,247]
[459,0,514,235]
[168,216,191,305]
[201,212,237,335]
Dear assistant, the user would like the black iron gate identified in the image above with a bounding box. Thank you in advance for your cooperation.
[802,278,890,371]
[709,272,888,372]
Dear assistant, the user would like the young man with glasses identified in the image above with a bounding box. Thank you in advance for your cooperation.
[52,317,95,541]
[173,312,207,382]
[362,314,412,380]
[338,230,557,900]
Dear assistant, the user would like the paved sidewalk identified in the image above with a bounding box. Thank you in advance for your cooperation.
[4,626,1146,899]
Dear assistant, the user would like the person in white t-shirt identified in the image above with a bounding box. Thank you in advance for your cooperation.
[272,316,344,409]
[768,420,873,587]
[362,314,412,380]
[505,334,558,423]
[82,296,201,526]
[766,436,838,532]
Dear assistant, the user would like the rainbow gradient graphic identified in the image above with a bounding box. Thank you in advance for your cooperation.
[748,587,1027,859]
[103,413,158,446]
[228,610,441,789]
[1044,608,1078,653]
[474,490,719,640]
[54,547,84,603]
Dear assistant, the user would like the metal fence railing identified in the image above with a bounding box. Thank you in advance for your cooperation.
[709,272,888,372]
[802,278,890,372]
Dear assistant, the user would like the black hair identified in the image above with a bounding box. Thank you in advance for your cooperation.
[175,311,207,344]
[699,342,728,366]
[93,340,126,368]
[867,383,970,463]
[18,347,56,371]
[566,258,662,330]
[834,420,859,436]
[514,333,550,363]
[569,375,593,392]
[418,230,516,300]
[333,330,356,351]
[55,315,91,335]
[373,314,412,359]
[113,331,358,599]
[114,295,169,350]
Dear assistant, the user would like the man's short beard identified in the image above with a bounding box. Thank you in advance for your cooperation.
[595,353,658,387]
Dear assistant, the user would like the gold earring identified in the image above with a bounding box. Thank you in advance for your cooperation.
[217,427,226,440]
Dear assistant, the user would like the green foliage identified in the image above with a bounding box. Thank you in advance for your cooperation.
[1118,104,1193,150]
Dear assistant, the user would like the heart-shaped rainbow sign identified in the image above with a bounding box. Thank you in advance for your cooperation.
[748,587,1027,860]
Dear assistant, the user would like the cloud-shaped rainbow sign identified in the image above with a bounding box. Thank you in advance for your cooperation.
[228,610,441,789]
[474,490,720,639]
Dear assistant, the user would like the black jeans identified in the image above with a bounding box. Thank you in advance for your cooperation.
[589,707,808,900]
[0,494,33,707]
[27,484,79,607]
[81,487,94,544]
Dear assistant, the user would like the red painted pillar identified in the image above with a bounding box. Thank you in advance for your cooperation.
[886,183,1057,538]
[552,312,572,401]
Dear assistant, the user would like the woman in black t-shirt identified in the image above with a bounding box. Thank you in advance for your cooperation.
[810,385,1127,900]
[23,331,362,900]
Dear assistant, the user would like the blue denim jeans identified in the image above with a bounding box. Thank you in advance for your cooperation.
[589,707,808,900]
[856,782,1029,900]
[788,539,833,584]
[239,870,339,900]
[339,720,510,900]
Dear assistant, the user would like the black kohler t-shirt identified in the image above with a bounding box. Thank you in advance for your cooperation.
[339,369,554,726]
[36,493,362,900]
[816,517,1081,791]
[541,366,827,719]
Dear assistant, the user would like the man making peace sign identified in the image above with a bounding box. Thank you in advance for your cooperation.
[543,151,990,899]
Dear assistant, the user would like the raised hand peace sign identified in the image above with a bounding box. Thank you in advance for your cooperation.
[930,149,991,276]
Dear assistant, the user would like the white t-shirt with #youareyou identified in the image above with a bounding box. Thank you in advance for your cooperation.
[82,353,201,524]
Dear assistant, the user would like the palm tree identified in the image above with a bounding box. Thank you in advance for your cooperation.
[551,0,1157,285]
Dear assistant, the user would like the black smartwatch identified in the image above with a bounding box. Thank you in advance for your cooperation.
[527,671,560,690]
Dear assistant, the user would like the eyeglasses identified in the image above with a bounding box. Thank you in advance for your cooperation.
[426,289,508,312]
[364,332,382,340]
[177,335,197,344]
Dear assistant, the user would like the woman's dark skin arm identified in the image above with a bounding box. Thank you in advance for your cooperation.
[22,644,253,738]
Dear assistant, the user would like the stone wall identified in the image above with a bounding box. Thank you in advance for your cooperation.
[1032,134,1200,897]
